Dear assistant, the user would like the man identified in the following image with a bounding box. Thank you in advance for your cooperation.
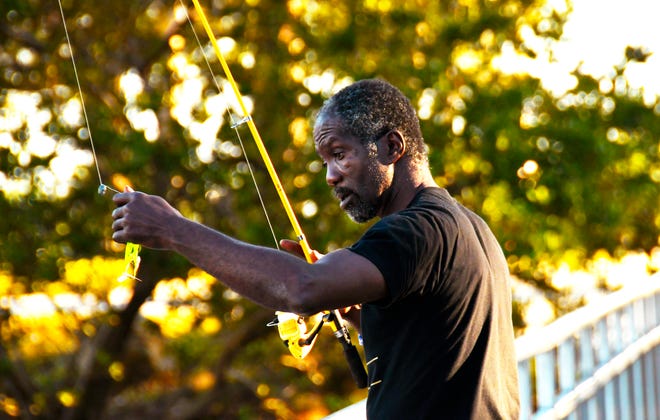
[112,79,520,419]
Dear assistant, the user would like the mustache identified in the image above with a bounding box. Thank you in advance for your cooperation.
[333,187,354,200]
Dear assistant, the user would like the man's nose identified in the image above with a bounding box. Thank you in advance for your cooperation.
[325,163,341,186]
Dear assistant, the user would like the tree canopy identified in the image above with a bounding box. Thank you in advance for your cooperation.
[1,0,659,418]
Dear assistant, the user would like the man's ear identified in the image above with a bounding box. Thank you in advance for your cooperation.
[382,130,406,164]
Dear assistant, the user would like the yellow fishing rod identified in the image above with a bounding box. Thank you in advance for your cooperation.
[189,0,367,388]
[189,2,313,262]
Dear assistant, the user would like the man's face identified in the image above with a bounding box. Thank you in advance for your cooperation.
[314,118,390,223]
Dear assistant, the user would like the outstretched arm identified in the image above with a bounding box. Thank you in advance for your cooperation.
[280,239,362,330]
[112,191,386,316]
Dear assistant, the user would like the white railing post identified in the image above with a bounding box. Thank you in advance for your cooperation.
[643,350,656,420]
[579,327,598,419]
[595,318,616,420]
[643,294,658,420]
[518,359,533,419]
[558,338,577,420]
[535,351,556,413]
[631,358,644,420]
[610,305,637,420]
[655,347,660,415]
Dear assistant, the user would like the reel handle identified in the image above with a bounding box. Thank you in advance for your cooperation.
[329,310,368,389]
[340,337,368,388]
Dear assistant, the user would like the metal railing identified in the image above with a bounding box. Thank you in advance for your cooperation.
[516,276,660,419]
[325,276,660,419]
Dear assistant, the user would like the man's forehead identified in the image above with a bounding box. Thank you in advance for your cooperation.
[314,114,339,130]
[313,117,343,143]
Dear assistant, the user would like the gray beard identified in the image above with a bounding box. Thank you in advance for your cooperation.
[333,186,379,223]
[345,196,379,223]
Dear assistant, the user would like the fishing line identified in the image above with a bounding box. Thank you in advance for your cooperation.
[178,0,280,249]
[56,0,119,195]
[57,0,141,281]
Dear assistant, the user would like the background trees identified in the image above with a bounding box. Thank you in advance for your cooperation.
[1,0,659,418]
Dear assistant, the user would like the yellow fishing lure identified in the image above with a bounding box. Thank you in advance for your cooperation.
[120,242,142,282]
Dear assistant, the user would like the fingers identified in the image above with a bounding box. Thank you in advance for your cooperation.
[111,202,129,243]
[111,188,137,243]
[112,192,130,206]
[111,192,134,221]
[279,239,302,255]
[111,220,126,243]
[112,185,137,206]
[279,239,324,262]
[339,304,362,313]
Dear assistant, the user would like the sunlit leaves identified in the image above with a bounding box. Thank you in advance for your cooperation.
[453,43,486,75]
[287,0,351,37]
[188,369,215,391]
[139,270,217,338]
[3,0,660,417]
[0,89,93,201]
[62,257,126,295]
[1,257,129,363]
[57,390,78,408]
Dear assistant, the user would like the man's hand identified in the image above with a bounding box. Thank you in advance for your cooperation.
[279,239,324,262]
[112,187,183,250]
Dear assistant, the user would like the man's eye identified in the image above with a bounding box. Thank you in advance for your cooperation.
[334,152,344,160]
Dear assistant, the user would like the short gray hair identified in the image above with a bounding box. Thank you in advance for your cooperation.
[317,79,428,164]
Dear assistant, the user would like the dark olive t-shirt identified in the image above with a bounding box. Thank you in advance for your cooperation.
[349,187,519,419]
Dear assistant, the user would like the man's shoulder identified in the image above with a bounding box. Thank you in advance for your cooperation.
[390,187,463,227]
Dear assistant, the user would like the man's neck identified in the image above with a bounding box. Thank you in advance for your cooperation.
[378,164,437,217]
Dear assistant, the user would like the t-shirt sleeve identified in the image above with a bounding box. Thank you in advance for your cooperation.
[348,211,446,307]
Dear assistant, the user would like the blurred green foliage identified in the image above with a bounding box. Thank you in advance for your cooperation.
[1,0,659,418]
